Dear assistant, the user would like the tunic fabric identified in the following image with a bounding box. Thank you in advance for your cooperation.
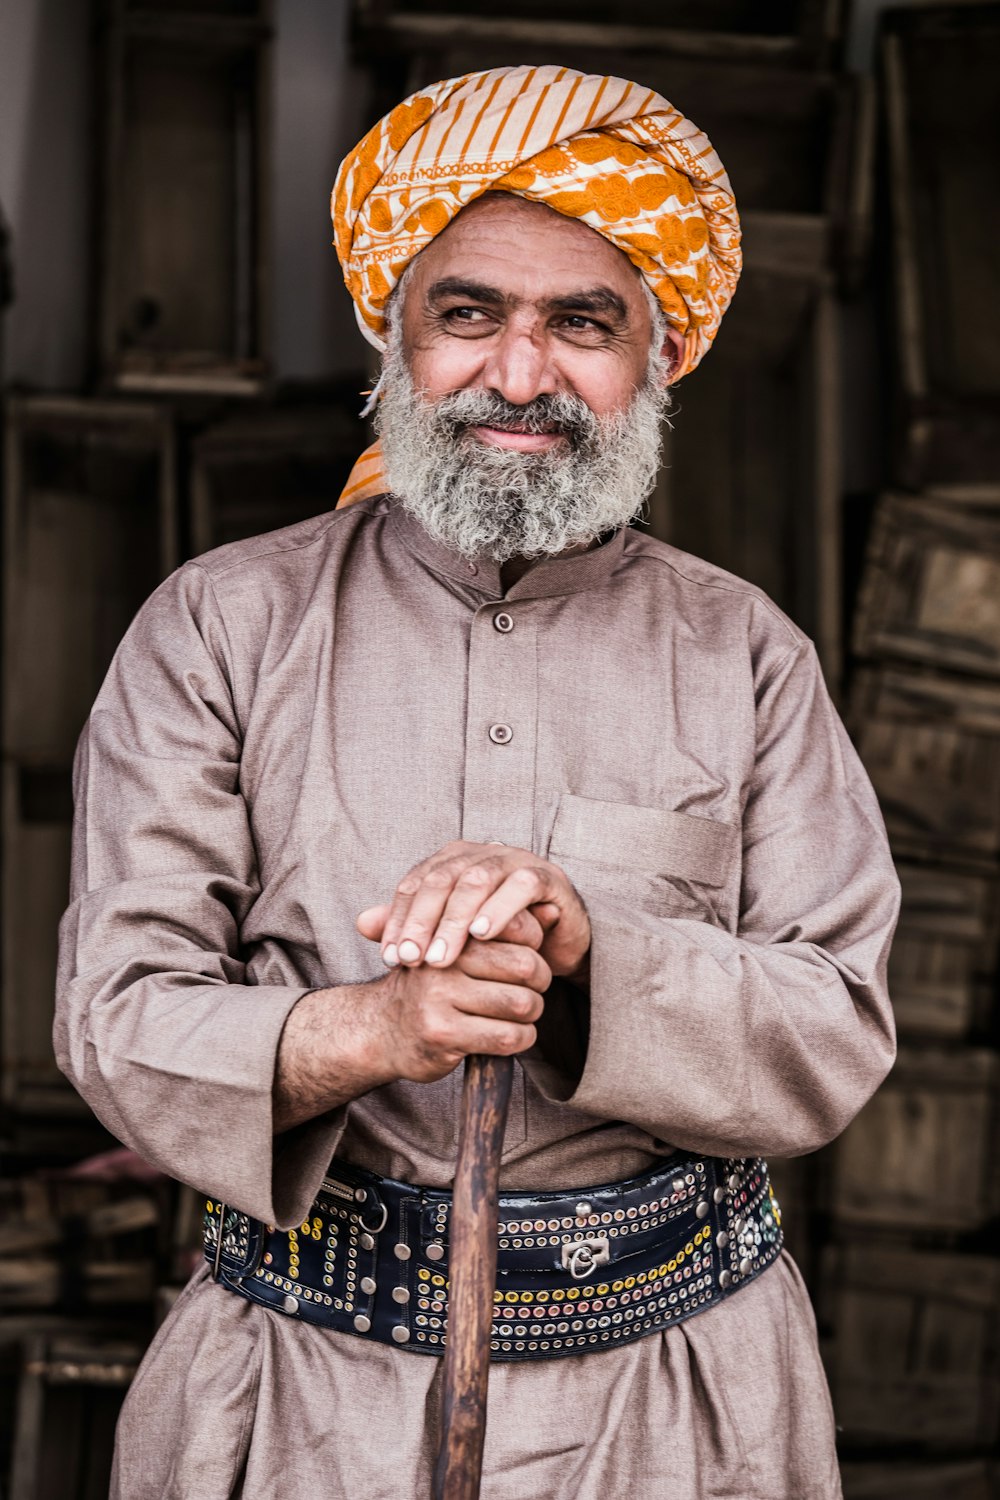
[55,497,899,1499]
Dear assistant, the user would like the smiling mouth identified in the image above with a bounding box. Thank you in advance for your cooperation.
[467,424,566,452]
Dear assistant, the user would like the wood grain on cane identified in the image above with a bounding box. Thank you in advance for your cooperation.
[433,1055,514,1500]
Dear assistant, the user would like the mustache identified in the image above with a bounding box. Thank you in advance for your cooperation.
[427,390,598,447]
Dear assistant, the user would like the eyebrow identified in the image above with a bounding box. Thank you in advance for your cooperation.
[426,279,630,324]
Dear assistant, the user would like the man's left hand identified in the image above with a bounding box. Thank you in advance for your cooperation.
[357,841,591,980]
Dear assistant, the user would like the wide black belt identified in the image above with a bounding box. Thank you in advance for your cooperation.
[204,1151,783,1361]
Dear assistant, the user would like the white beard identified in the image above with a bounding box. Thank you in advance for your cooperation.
[375,333,671,564]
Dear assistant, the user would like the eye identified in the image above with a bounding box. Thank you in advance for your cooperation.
[442,306,495,328]
[556,314,613,341]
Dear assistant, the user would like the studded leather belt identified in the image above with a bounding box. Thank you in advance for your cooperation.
[204,1151,783,1361]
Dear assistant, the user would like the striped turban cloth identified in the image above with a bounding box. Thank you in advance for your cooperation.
[332,64,741,382]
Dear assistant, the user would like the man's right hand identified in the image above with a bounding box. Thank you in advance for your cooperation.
[373,932,550,1084]
[273,912,550,1132]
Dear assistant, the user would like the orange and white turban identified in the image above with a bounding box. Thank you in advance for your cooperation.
[332,65,740,381]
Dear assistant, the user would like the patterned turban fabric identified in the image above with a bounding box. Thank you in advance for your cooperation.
[332,64,741,382]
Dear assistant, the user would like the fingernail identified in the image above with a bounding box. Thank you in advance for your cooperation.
[398,939,421,963]
[382,944,399,967]
[470,916,490,936]
[426,938,447,963]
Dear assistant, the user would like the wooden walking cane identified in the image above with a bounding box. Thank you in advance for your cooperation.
[432,1052,513,1500]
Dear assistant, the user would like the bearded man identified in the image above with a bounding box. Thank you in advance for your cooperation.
[56,66,898,1499]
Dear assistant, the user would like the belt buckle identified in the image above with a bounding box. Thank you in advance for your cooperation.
[561,1235,610,1281]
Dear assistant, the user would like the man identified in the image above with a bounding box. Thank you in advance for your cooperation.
[56,66,898,1498]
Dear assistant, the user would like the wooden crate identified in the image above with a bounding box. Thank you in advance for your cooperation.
[823,1243,1000,1452]
[882,4,1000,495]
[888,862,1000,1042]
[7,1334,144,1500]
[98,0,273,393]
[354,0,846,69]
[855,495,1000,679]
[0,1178,161,1312]
[850,666,1000,864]
[2,396,177,1116]
[189,400,362,555]
[842,1459,1000,1498]
[830,1047,1000,1233]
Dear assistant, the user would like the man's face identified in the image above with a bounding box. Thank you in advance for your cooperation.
[400,194,678,442]
[376,194,679,564]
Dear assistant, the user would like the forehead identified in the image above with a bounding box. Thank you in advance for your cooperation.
[406,194,647,307]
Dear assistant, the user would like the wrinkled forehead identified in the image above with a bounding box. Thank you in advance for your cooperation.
[398,192,651,312]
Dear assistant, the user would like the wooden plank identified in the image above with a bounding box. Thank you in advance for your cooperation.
[850,666,1000,864]
[354,0,844,66]
[855,495,1000,678]
[189,402,361,556]
[2,396,177,762]
[0,1198,158,1258]
[841,1461,999,1500]
[830,1047,1000,1232]
[888,862,1000,1041]
[8,1334,142,1500]
[825,1244,1000,1451]
[882,5,1000,491]
[99,7,271,391]
[1,396,176,1116]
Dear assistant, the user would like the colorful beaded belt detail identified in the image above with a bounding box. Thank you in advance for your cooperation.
[204,1151,783,1361]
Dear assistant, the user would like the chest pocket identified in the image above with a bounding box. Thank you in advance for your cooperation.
[546,793,739,923]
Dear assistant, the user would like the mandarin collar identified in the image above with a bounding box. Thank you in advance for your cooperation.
[386,497,628,601]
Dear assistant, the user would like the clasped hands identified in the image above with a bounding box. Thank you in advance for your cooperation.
[356,841,591,1084]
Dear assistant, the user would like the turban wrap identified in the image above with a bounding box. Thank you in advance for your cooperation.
[332,64,741,381]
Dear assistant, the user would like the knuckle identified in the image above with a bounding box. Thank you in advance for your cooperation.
[511,988,537,1021]
[494,1025,522,1055]
[424,866,455,891]
[396,876,421,897]
[458,864,492,891]
[508,948,535,982]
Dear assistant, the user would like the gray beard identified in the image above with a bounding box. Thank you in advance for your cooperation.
[375,337,670,564]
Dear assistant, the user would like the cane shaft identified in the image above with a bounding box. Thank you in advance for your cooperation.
[432,1053,513,1500]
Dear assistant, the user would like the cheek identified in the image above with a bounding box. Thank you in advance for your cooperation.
[563,351,648,416]
[408,342,485,397]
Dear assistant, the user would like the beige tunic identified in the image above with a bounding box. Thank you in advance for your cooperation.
[55,498,899,1499]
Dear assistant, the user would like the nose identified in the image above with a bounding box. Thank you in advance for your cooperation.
[480,322,559,407]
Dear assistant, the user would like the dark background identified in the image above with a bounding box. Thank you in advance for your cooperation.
[1,1,999,1495]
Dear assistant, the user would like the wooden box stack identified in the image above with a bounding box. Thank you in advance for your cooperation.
[823,7,1000,1491]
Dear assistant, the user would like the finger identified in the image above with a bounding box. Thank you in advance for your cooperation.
[529,901,561,933]
[494,907,544,950]
[399,852,509,966]
[451,1013,539,1057]
[451,978,545,1025]
[456,940,551,994]
[460,865,561,945]
[378,845,473,965]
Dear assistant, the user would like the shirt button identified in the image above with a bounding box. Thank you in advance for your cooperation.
[488,723,513,745]
[467,562,478,575]
[493,611,514,633]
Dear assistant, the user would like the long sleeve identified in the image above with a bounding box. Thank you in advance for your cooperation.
[54,563,345,1227]
[535,640,900,1159]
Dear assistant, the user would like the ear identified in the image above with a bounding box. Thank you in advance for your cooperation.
[660,328,686,384]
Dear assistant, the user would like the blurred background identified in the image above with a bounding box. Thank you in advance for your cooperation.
[0,1,998,1495]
